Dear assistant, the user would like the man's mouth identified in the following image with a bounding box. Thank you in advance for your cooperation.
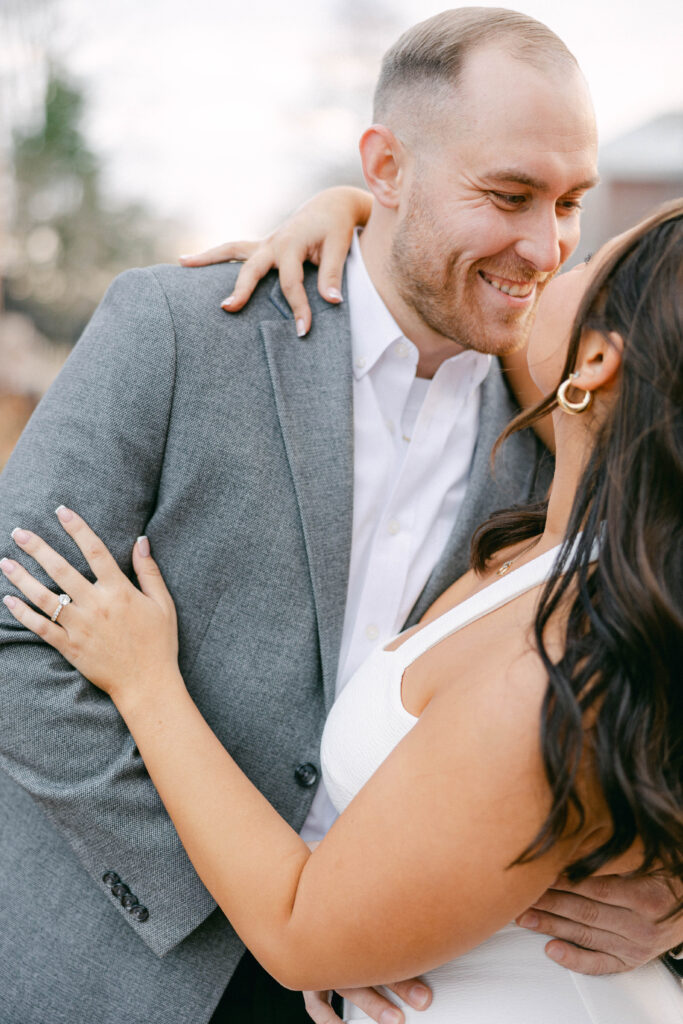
[479,270,536,298]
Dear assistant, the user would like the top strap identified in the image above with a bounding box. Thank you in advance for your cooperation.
[389,539,596,671]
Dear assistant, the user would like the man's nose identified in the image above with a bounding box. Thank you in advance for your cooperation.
[514,207,565,274]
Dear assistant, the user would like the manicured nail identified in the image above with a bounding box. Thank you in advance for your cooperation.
[11,528,30,544]
[178,254,191,261]
[3,595,17,609]
[55,505,74,522]
[517,912,539,929]
[296,318,307,338]
[546,943,565,962]
[0,558,16,574]
[410,984,430,1008]
[137,536,151,557]
[221,295,235,309]
[327,287,343,302]
[379,1010,401,1024]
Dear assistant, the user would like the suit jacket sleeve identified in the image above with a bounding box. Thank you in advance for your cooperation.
[0,267,217,957]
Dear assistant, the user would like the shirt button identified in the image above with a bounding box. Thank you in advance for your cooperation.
[294,763,319,787]
[395,341,410,358]
[387,519,400,535]
[365,624,379,641]
[385,418,395,434]
[355,356,367,369]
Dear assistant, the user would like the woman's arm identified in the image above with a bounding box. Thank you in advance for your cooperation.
[2,511,581,990]
[180,187,372,337]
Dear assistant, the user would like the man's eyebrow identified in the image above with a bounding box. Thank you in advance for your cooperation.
[484,170,601,192]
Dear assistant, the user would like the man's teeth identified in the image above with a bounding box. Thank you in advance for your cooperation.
[482,273,534,298]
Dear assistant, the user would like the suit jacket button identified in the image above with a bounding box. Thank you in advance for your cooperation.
[102,871,121,887]
[111,883,130,900]
[130,905,149,922]
[294,763,318,787]
[121,892,138,909]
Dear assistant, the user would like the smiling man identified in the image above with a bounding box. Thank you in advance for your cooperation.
[354,32,598,379]
[1,9,680,1024]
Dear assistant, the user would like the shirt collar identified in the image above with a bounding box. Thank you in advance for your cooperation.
[346,230,405,380]
[346,228,492,390]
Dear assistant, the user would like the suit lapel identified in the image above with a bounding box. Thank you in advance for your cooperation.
[260,294,354,710]
[406,359,548,625]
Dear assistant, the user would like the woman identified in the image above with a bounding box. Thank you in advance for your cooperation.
[1,202,682,1023]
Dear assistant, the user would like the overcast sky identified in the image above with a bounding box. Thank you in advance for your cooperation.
[6,0,683,250]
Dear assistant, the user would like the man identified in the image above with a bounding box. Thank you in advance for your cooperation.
[0,9,679,1024]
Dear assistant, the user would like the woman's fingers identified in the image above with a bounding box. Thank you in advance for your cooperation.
[52,506,122,582]
[2,593,69,654]
[0,556,75,624]
[316,230,353,304]
[179,241,258,267]
[277,251,315,337]
[221,247,281,313]
[132,537,176,613]
[9,521,94,600]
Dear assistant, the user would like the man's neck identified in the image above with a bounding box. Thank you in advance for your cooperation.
[358,216,466,380]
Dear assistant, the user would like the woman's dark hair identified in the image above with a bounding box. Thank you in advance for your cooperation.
[472,199,683,897]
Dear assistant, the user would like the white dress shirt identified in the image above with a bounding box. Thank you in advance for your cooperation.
[300,230,491,842]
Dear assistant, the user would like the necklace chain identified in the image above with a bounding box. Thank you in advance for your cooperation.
[495,536,542,577]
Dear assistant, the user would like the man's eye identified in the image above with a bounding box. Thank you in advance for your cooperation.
[491,192,527,206]
[559,198,584,211]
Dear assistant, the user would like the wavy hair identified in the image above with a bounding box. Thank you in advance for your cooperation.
[472,200,683,897]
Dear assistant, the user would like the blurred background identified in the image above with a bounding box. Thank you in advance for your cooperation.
[1,0,682,466]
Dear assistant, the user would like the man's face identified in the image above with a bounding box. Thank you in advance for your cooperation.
[389,45,599,357]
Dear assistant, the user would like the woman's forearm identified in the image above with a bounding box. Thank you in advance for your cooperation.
[116,674,312,980]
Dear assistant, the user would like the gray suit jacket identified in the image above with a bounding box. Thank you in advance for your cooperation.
[0,263,551,1024]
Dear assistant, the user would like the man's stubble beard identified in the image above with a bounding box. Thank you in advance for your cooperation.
[389,196,545,358]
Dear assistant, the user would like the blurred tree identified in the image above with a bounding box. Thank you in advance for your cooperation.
[4,66,176,345]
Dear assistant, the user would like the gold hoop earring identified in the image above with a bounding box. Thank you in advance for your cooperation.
[556,372,592,415]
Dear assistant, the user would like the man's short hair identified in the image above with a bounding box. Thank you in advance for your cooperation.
[373,7,580,131]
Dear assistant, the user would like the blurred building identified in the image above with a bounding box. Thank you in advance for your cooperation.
[576,111,683,263]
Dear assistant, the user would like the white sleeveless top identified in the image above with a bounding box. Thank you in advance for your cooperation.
[320,545,683,1024]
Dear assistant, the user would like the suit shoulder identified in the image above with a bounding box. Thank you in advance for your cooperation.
[142,262,283,323]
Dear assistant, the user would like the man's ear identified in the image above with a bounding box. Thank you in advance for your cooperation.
[572,328,623,394]
[358,125,406,209]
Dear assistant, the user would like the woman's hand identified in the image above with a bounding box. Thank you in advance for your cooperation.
[179,186,372,336]
[1,507,180,706]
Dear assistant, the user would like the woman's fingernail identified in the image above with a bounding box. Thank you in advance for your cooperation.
[0,558,16,574]
[221,295,235,309]
[137,536,151,557]
[518,912,539,929]
[327,287,343,302]
[55,505,74,522]
[11,528,30,544]
[410,984,430,1008]
[178,254,191,261]
[3,595,17,609]
[296,318,307,338]
[379,1010,401,1024]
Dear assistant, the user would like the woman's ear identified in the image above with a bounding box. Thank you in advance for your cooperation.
[358,125,406,209]
[572,329,624,394]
